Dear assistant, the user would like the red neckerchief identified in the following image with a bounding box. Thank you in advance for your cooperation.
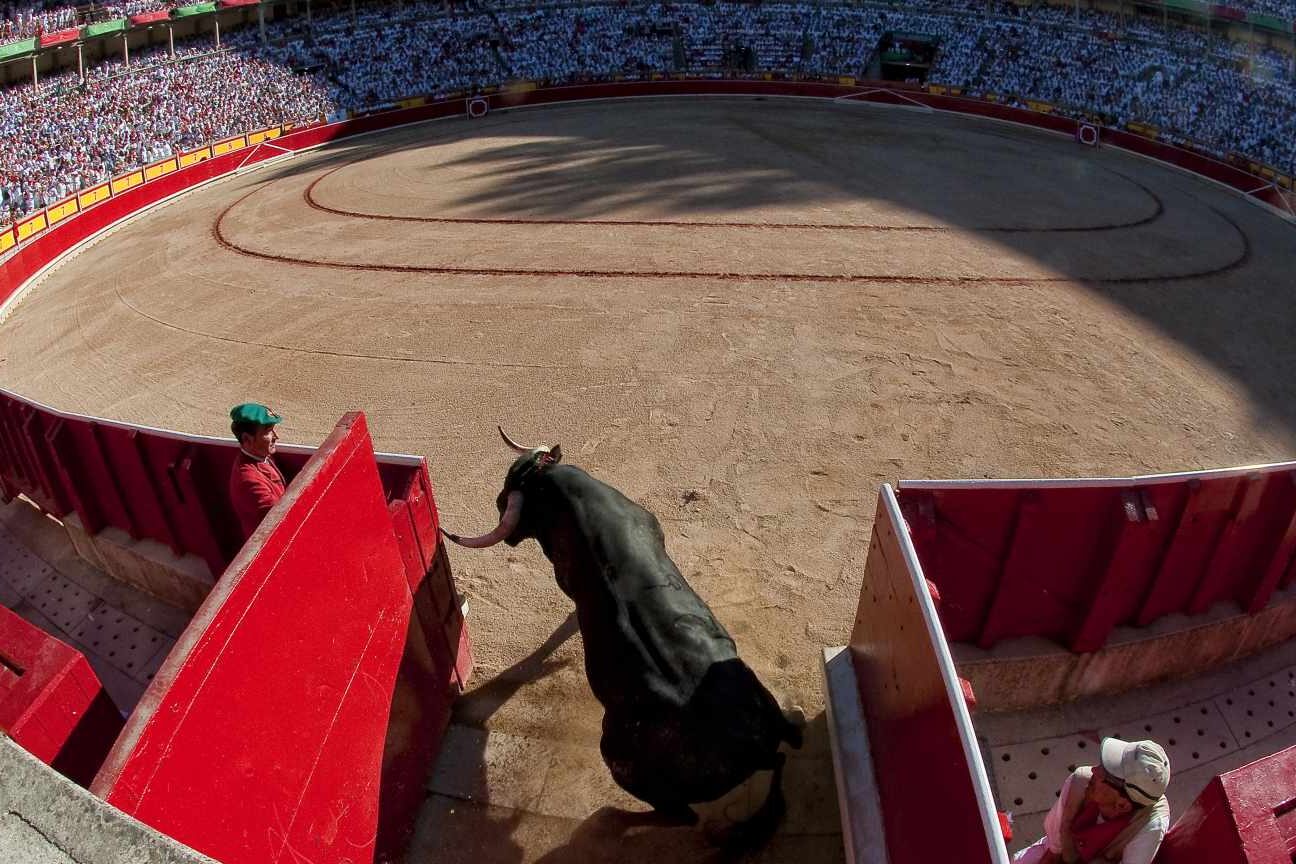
[1071,800,1133,861]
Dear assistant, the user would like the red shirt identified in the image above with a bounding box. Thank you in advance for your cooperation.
[229,450,286,540]
[1072,799,1134,861]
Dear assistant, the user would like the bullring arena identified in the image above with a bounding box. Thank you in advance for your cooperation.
[4,90,1296,864]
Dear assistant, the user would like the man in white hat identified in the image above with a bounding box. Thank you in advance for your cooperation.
[1014,738,1171,864]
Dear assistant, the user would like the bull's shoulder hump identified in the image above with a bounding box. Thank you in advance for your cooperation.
[543,466,661,529]
[548,466,637,504]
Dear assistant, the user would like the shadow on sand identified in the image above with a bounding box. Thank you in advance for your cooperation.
[406,602,841,864]
[250,96,1296,451]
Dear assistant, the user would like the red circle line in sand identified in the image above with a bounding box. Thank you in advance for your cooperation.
[214,176,1247,285]
[301,162,1166,235]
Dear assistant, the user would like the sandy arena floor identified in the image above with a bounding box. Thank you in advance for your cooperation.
[3,97,1296,861]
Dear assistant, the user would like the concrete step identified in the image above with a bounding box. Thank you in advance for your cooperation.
[419,724,844,863]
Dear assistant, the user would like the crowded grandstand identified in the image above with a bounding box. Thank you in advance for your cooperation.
[2,0,1295,228]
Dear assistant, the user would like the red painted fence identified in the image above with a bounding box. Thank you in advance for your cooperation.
[0,387,436,579]
[830,473,1296,863]
[89,413,464,863]
[825,485,1008,864]
[897,463,1296,652]
[0,396,469,860]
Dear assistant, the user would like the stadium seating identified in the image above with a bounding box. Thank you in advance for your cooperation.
[3,0,1296,230]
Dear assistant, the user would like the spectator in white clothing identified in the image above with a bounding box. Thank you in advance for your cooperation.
[1014,738,1171,864]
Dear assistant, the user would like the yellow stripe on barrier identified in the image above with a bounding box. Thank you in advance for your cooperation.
[212,136,247,156]
[0,227,15,254]
[178,146,212,167]
[111,170,145,195]
[78,183,110,209]
[16,212,47,241]
[928,84,947,95]
[840,76,858,87]
[1278,174,1292,190]
[143,157,178,180]
[248,127,280,145]
[397,97,426,109]
[45,196,80,226]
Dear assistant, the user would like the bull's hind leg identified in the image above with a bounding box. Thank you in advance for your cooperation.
[601,714,698,825]
[701,752,787,850]
[783,704,807,749]
[603,755,698,825]
[648,802,700,826]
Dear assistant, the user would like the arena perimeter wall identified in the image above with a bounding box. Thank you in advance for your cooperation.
[2,77,1294,311]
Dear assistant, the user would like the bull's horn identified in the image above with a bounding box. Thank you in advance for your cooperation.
[442,491,524,549]
[499,425,550,454]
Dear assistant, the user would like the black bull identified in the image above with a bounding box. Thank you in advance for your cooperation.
[445,439,803,822]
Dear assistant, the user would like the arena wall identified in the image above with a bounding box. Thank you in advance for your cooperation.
[900,464,1296,710]
[899,463,1296,652]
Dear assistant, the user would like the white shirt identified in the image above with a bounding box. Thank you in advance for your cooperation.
[1014,771,1169,864]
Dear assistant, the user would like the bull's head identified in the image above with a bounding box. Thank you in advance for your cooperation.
[441,426,562,549]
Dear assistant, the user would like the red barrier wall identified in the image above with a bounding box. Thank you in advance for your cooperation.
[0,387,451,579]
[1156,745,1296,864]
[38,27,80,47]
[899,463,1296,652]
[0,394,470,857]
[90,412,451,864]
[0,603,123,786]
[840,484,1008,864]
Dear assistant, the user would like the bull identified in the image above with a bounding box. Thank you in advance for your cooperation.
[444,428,804,839]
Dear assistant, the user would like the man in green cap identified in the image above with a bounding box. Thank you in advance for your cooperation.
[228,403,286,540]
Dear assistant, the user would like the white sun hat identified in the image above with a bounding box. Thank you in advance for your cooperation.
[1100,738,1170,807]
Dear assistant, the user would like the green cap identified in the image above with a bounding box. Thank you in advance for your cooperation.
[229,403,282,426]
